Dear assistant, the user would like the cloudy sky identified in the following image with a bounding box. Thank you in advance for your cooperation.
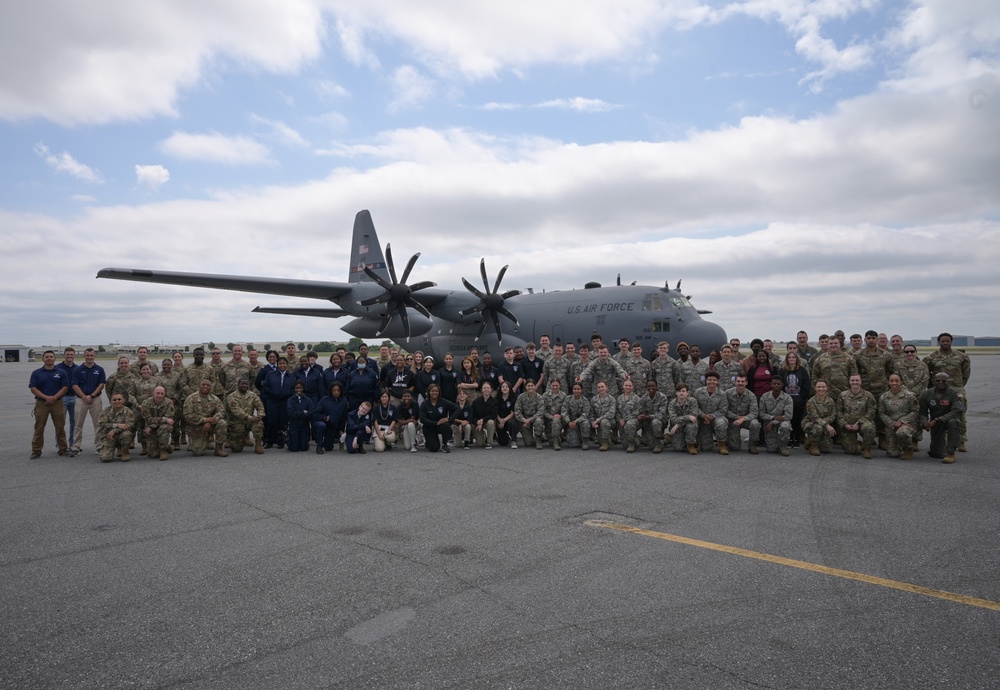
[2,0,998,348]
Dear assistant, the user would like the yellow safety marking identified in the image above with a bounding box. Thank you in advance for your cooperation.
[586,520,1000,612]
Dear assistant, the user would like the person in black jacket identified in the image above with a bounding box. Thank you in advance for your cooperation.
[419,384,457,453]
[345,401,373,454]
[472,380,498,448]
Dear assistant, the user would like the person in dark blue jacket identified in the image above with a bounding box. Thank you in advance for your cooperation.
[254,350,278,393]
[345,401,373,454]
[344,356,379,412]
[293,354,325,403]
[314,381,348,454]
[323,353,349,394]
[262,357,295,448]
[286,381,314,452]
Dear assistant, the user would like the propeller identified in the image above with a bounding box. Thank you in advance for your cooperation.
[357,243,436,338]
[460,259,521,344]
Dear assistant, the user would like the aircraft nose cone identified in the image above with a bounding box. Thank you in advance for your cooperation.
[682,319,728,355]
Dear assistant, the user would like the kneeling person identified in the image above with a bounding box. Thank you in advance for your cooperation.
[227,379,265,454]
[184,379,229,457]
[99,393,135,462]
[141,385,175,460]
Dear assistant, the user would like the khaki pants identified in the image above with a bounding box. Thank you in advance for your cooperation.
[74,395,103,451]
[32,399,67,454]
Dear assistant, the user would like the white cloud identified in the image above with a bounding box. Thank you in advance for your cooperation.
[134,164,170,190]
[71,194,97,203]
[250,114,310,147]
[387,65,434,112]
[159,131,271,165]
[0,0,325,125]
[33,142,103,183]
[316,79,351,100]
[535,98,620,112]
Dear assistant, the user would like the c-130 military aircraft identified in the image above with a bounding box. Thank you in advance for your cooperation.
[98,210,727,360]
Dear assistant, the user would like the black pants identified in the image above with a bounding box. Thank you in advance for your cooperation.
[423,423,453,452]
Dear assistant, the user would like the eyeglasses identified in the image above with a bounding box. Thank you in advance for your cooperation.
[211,351,221,355]
[904,350,916,354]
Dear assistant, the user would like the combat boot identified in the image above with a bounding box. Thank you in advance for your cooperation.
[553,439,561,451]
[942,453,956,464]
[748,442,758,455]
[626,444,636,453]
[255,439,264,454]
[687,443,698,455]
[599,442,610,452]
[717,441,729,456]
[214,448,229,457]
[652,442,663,454]
[780,446,790,457]
[958,442,968,452]
[120,450,130,462]
[159,450,169,461]
[863,447,873,459]
[900,448,914,461]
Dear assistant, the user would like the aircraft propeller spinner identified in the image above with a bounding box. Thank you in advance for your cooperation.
[460,259,521,345]
[358,243,436,338]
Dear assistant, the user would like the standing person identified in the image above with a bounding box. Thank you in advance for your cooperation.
[263,357,295,448]
[779,352,811,447]
[345,356,380,412]
[590,381,618,452]
[714,345,743,392]
[796,331,819,366]
[386,356,416,405]
[514,380,544,449]
[255,350,279,393]
[219,345,251,397]
[693,371,729,455]
[472,381,498,448]
[106,356,134,406]
[457,356,480,403]
[55,347,80,454]
[542,344,572,395]
[623,342,652,390]
[634,380,668,453]
[323,353,349,395]
[667,384,701,454]
[562,382,593,450]
[540,379,568,451]
[536,334,553,362]
[746,350,775,400]
[855,330,894,448]
[97,393,135,462]
[498,347,525,398]
[414,355,442,403]
[924,333,971,452]
[651,341,678,401]
[676,344,709,391]
[578,345,627,397]
[129,346,160,376]
[314,381,348,453]
[495,381,518,447]
[919,373,965,463]
[478,352,500,392]
[29,350,71,458]
[419,384,457,453]
[72,347,106,455]
[811,337,858,399]
[172,351,185,372]
[894,345,929,393]
[286,381,314,452]
[522,343,545,389]
[157,358,183,449]
[439,353,460,404]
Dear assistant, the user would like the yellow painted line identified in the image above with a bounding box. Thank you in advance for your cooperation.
[586,520,1000,612]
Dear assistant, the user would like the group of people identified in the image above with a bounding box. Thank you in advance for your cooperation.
[29,329,970,464]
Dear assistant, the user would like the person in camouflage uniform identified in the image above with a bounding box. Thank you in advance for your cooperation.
[616,379,643,453]
[578,345,627,397]
[128,346,160,377]
[208,347,226,395]
[923,333,971,451]
[796,331,819,367]
[759,376,793,455]
[541,344,572,394]
[589,381,618,451]
[894,346,929,393]
[675,344,709,392]
[694,371,730,455]
[802,380,838,455]
[562,382,592,449]
[129,363,160,453]
[887,335,906,367]
[184,379,229,457]
[105,356,134,406]
[651,342,678,401]
[514,380,544,449]
[227,378,266,453]
[623,343,652,390]
[220,345,252,397]
[715,345,743,392]
[140,386,175,460]
[98,393,135,462]
[878,374,920,460]
[636,380,668,453]
[668,383,701,454]
[919,373,965,463]
[811,338,858,399]
[837,374,877,457]
[157,358,185,449]
[725,374,760,453]
[612,338,632,368]
[539,379,568,450]
[856,330,895,448]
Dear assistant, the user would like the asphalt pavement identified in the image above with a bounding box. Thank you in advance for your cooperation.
[1,358,998,689]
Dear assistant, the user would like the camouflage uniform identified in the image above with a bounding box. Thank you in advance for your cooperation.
[923,350,971,444]
[220,360,252,397]
[98,405,135,462]
[798,345,820,368]
[209,360,225,396]
[693,386,730,452]
[157,369,184,447]
[856,348,894,444]
[918,386,965,459]
[811,351,858,399]
[129,376,160,449]
[539,389,568,449]
[542,356,573,395]
[589,393,618,449]
[635,391,668,451]
[105,370,135,406]
[177,363,217,402]
[622,356,652,390]
[714,360,743,392]
[724,388,760,452]
[759,391,793,453]
[616,391,643,451]
[561,395,592,449]
[894,358,929,394]
[836,389,877,455]
[675,358,709,392]
[514,391,543,448]
[579,358,627,397]
[226,388,265,452]
[129,359,160,376]
[802,396,838,453]
[183,391,228,456]
[140,397,175,459]
[570,357,594,397]
[667,396,701,451]
[878,389,919,458]
[650,356,678,400]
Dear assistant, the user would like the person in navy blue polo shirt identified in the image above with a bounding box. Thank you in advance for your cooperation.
[72,347,107,454]
[56,347,81,455]
[29,350,71,458]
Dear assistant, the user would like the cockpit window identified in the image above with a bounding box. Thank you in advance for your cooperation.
[642,293,664,311]
[669,295,692,308]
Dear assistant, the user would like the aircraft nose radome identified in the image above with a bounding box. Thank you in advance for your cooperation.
[683,320,728,354]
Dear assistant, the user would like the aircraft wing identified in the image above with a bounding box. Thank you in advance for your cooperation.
[96,268,355,301]
[252,307,351,318]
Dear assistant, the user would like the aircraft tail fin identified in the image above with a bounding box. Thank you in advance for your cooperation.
[348,210,390,284]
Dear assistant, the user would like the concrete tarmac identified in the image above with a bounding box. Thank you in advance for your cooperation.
[2,359,998,689]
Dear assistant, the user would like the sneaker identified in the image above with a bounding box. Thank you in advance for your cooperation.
[410,446,417,453]
[442,447,451,453]
[510,442,517,449]
[30,451,41,459]
[463,440,470,449]
[485,444,493,449]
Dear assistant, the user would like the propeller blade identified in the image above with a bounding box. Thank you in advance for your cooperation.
[500,289,521,299]
[397,303,411,339]
[375,312,393,337]
[490,312,503,345]
[459,303,486,317]
[359,293,392,307]
[497,307,519,327]
[364,266,393,291]
[462,277,487,300]
[493,264,508,294]
[385,244,398,285]
[408,299,432,320]
[407,280,437,293]
[479,258,490,292]
[474,319,489,341]
[399,252,421,284]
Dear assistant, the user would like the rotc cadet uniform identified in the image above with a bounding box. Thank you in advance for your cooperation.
[540,387,568,450]
[667,395,701,454]
[178,363,217,403]
[924,348,971,448]
[227,386,266,453]
[579,357,627,397]
[98,404,135,462]
[129,375,160,452]
[570,356,594,397]
[878,388,920,460]
[616,388,642,452]
[714,359,743,392]
[129,359,160,377]
[651,356,678,401]
[589,390,618,451]
[693,385,730,454]
[157,367,184,449]
[184,389,229,457]
[759,388,794,455]
[542,355,572,394]
[811,351,858,399]
[140,397,175,460]
[522,354,545,388]
[918,383,964,462]
[220,359,252,397]
[635,388,668,453]
[856,347,894,446]
[724,386,760,453]
[562,392,592,449]
[676,358,709,392]
[105,369,135,406]
[894,357,929,393]
[837,388,877,457]
[623,353,652,390]
[802,394,838,455]
[514,387,544,448]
